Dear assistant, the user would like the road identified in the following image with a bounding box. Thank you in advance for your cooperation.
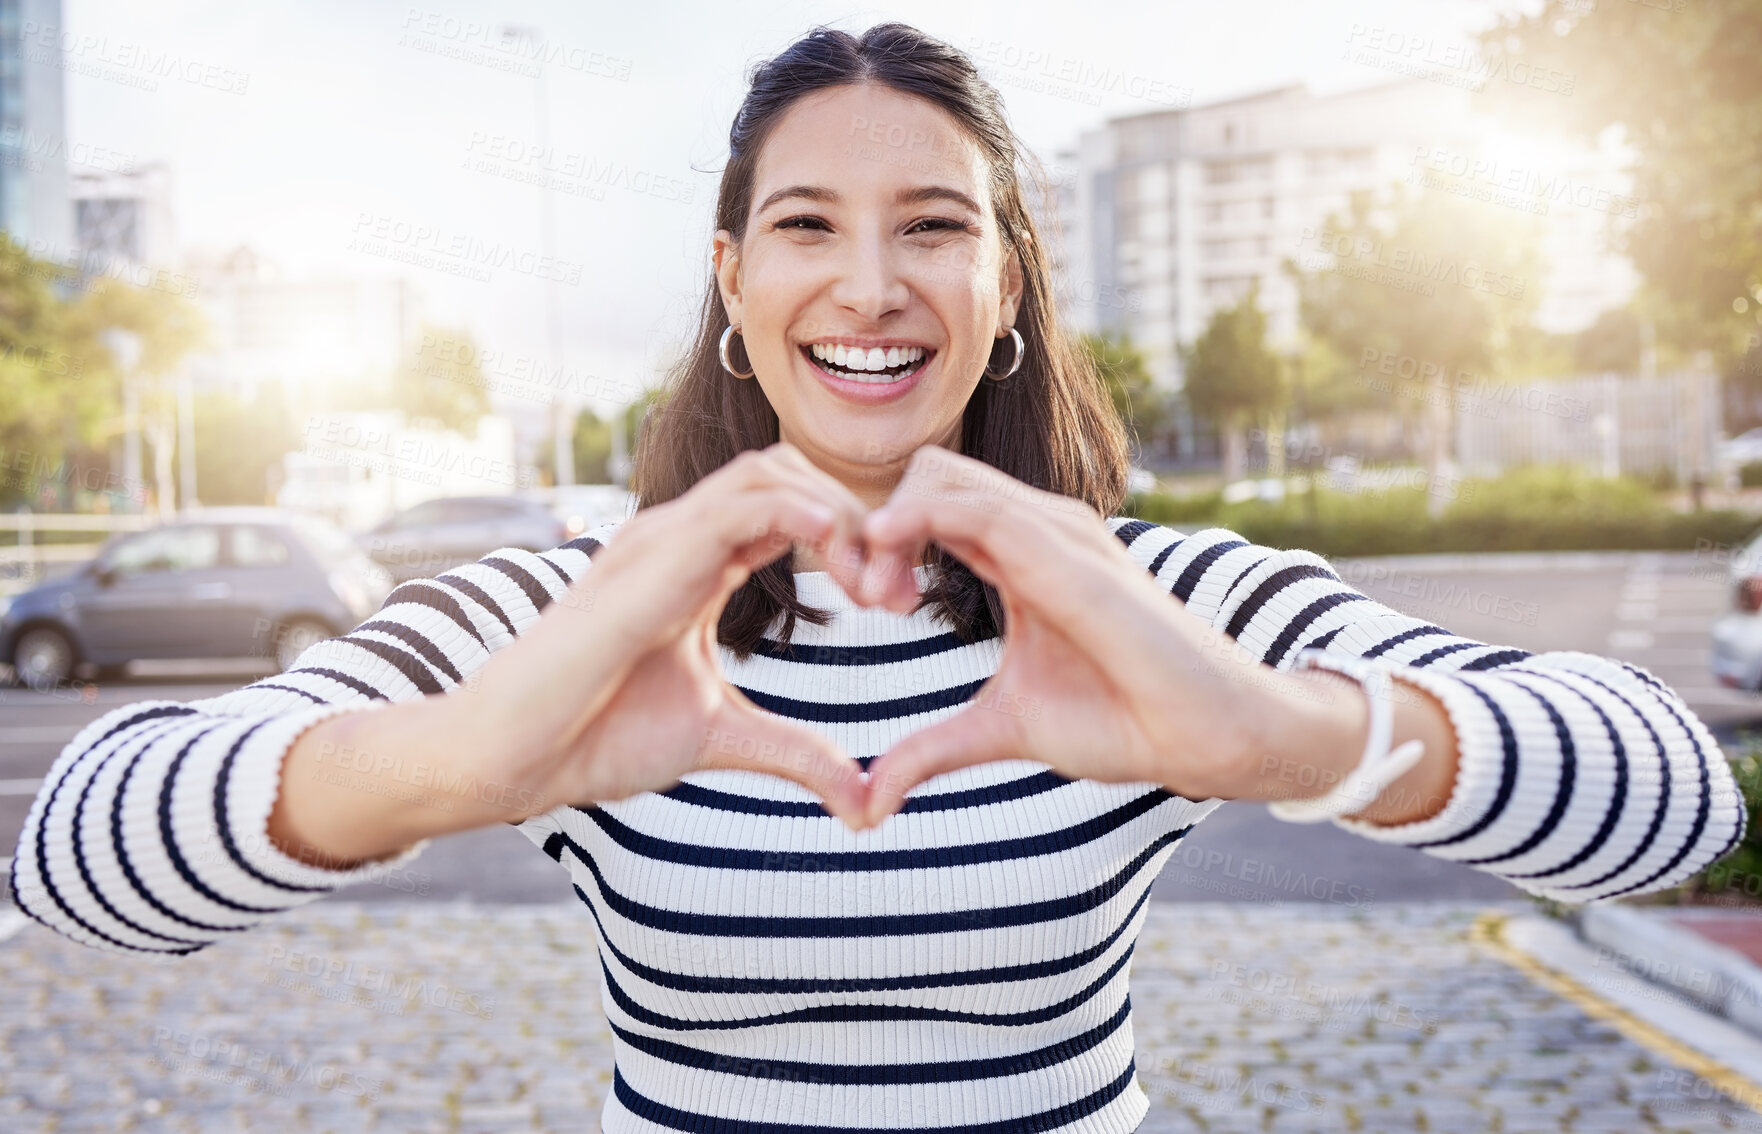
[3,550,1756,909]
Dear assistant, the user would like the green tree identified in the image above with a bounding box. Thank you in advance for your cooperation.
[385,323,490,434]
[190,381,300,505]
[1479,0,1762,362]
[1181,281,1283,483]
[549,386,666,485]
[0,244,207,511]
[1078,330,1164,454]
[1286,185,1542,516]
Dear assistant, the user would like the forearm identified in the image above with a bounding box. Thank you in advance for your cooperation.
[1223,665,1462,826]
[267,692,545,869]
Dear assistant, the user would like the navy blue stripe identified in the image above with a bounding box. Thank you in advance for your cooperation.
[1110,519,1158,546]
[611,1058,1139,1134]
[109,726,247,936]
[1363,624,1450,659]
[558,535,604,557]
[432,572,516,639]
[1606,676,1715,898]
[30,707,203,955]
[1224,564,1338,642]
[481,554,554,615]
[600,949,1133,1034]
[212,721,340,896]
[330,635,446,696]
[748,631,969,666]
[1306,625,1344,652]
[574,786,1174,873]
[655,768,1072,818]
[154,723,304,915]
[1461,678,1576,866]
[737,677,989,725]
[1224,554,1271,601]
[547,821,1192,939]
[1409,641,1483,668]
[1411,683,1521,850]
[285,666,389,702]
[1263,592,1368,668]
[381,580,487,651]
[68,717,211,949]
[557,869,1164,996]
[533,553,572,587]
[1171,539,1245,602]
[1499,671,1628,882]
[1460,648,1534,671]
[1545,669,1672,893]
[353,619,463,684]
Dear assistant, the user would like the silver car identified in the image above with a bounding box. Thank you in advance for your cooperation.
[1711,526,1762,691]
[358,495,568,583]
[0,508,393,686]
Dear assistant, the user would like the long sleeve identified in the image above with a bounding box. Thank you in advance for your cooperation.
[1107,518,1747,903]
[9,525,620,957]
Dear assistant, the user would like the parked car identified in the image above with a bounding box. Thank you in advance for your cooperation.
[0,507,394,687]
[358,494,567,582]
[1711,525,1762,691]
[1720,428,1762,469]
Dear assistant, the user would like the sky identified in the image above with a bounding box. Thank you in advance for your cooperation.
[64,0,1528,413]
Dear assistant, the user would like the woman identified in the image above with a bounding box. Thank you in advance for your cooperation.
[12,22,1744,1134]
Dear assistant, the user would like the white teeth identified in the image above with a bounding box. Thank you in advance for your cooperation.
[804,343,931,383]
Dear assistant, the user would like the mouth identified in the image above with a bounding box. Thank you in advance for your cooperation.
[798,342,936,385]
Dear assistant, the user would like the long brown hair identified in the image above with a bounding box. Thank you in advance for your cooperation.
[628,21,1130,660]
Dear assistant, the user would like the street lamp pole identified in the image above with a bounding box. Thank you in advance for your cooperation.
[502,23,574,487]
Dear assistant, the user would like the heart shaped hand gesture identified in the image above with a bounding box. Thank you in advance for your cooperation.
[852,446,1272,826]
[454,444,878,829]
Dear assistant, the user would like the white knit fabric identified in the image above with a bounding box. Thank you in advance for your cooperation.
[10,515,1745,1133]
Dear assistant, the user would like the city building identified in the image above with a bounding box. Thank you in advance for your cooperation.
[72,162,175,265]
[1044,79,1640,460]
[0,0,73,257]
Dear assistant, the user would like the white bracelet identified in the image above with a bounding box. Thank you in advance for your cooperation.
[1267,655,1428,824]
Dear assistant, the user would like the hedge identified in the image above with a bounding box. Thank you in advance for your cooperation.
[1123,466,1762,558]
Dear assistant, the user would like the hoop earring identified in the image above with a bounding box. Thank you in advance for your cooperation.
[719,324,754,379]
[984,326,1024,379]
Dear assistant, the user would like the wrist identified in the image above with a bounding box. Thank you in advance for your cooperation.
[1227,666,1371,805]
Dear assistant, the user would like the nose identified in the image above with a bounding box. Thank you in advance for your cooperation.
[826,224,910,323]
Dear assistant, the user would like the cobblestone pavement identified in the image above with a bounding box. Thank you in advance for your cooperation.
[3,900,1761,1133]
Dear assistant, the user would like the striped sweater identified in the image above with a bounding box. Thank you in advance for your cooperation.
[11,516,1746,1133]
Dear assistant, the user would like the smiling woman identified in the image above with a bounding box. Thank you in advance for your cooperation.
[8,19,1747,1134]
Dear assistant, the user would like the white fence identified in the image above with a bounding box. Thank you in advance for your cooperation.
[1454,371,1722,483]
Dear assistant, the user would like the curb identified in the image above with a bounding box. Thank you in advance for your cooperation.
[1480,909,1762,1108]
[1576,904,1762,1038]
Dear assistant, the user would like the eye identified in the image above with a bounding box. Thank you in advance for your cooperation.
[774,215,830,232]
[909,218,974,235]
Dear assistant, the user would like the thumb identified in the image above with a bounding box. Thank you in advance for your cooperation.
[696,693,871,831]
[862,701,1023,827]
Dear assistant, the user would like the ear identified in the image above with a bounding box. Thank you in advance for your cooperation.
[998,230,1027,331]
[713,228,743,327]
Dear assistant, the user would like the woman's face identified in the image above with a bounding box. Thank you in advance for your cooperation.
[714,81,1024,506]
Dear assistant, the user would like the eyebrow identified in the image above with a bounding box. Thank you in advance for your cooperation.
[755,184,984,217]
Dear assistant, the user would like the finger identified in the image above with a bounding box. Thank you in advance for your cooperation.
[696,693,873,831]
[760,444,878,599]
[860,696,1025,826]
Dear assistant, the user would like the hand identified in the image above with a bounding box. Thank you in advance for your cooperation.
[454,442,879,830]
[854,446,1274,826]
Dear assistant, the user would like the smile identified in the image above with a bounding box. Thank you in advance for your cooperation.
[799,342,935,385]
